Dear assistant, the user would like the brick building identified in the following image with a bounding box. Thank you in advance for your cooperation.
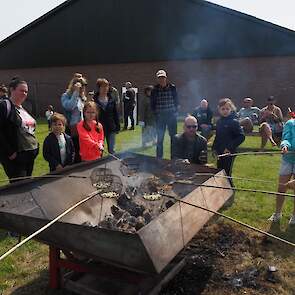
[0,0,295,116]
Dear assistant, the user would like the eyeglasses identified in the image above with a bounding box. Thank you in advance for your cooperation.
[185,125,198,129]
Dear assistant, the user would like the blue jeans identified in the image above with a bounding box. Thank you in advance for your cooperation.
[156,112,177,158]
[106,132,116,154]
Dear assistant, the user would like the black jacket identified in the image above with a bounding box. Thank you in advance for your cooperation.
[0,98,22,161]
[192,107,213,126]
[123,88,136,109]
[212,114,245,154]
[94,95,120,134]
[171,133,207,164]
[43,132,75,172]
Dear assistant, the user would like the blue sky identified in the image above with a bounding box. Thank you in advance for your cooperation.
[0,0,294,42]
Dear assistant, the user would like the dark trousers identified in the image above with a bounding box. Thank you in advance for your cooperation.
[124,105,135,129]
[156,112,177,159]
[105,132,116,154]
[217,156,235,177]
[1,149,39,183]
[71,136,81,163]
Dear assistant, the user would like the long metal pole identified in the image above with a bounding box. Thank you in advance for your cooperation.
[0,174,87,184]
[173,180,295,198]
[0,190,100,262]
[160,192,295,248]
[217,151,295,159]
[193,173,285,186]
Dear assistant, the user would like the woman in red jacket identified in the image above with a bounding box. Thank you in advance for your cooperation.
[77,101,104,161]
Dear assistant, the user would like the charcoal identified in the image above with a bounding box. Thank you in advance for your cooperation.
[143,210,152,223]
[165,200,174,209]
[126,216,137,227]
[135,216,146,230]
[111,205,124,219]
[117,193,130,209]
[126,203,145,217]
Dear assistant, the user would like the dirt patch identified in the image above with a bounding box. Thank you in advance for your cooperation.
[160,222,295,295]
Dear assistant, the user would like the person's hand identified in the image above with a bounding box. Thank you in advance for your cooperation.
[175,159,190,165]
[56,164,63,171]
[200,124,208,128]
[223,148,231,154]
[199,150,207,164]
[98,144,104,151]
[281,146,288,154]
[73,82,82,92]
[286,179,295,189]
[8,152,17,160]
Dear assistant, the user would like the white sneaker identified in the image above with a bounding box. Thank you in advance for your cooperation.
[289,215,295,225]
[268,213,282,222]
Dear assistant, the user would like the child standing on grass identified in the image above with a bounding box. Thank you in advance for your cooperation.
[45,105,54,130]
[268,116,295,224]
[212,98,245,176]
[77,101,104,161]
[43,113,75,172]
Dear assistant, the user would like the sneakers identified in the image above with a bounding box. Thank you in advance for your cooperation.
[268,213,282,222]
[268,213,295,224]
[289,215,295,225]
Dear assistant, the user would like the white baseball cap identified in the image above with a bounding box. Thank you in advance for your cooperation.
[156,70,167,78]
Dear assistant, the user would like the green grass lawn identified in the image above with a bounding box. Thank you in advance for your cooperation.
[0,120,294,294]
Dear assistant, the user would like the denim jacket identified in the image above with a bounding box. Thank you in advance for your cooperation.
[61,91,84,126]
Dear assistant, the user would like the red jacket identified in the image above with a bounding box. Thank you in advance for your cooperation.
[77,120,104,161]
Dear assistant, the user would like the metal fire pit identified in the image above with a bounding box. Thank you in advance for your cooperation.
[0,153,233,274]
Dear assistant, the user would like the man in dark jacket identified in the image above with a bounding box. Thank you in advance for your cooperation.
[123,82,136,130]
[172,116,207,165]
[151,70,179,158]
[192,99,213,139]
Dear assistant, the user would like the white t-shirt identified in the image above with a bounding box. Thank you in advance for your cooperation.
[18,106,36,135]
[56,133,66,165]
[45,110,53,120]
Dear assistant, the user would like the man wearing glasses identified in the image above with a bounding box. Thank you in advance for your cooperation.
[171,116,207,164]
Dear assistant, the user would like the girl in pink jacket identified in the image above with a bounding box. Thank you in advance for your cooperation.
[77,101,104,161]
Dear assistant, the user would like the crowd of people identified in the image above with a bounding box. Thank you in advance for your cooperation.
[0,69,294,224]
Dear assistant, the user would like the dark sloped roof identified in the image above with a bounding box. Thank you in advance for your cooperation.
[1,0,295,69]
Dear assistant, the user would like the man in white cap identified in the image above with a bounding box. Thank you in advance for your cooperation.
[151,70,179,158]
[123,81,136,130]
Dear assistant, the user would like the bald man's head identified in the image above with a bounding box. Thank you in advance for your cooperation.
[200,99,208,109]
[184,116,198,137]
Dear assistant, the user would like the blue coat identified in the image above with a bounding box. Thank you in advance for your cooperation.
[281,119,295,163]
[212,114,245,154]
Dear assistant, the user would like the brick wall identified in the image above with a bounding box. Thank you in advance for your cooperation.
[1,56,295,116]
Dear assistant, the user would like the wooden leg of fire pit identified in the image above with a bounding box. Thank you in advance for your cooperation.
[49,246,61,289]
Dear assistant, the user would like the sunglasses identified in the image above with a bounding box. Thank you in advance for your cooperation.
[185,125,198,129]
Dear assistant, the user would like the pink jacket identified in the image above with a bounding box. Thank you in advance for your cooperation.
[77,120,104,161]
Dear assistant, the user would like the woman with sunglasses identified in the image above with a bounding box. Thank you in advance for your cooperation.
[171,116,207,164]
